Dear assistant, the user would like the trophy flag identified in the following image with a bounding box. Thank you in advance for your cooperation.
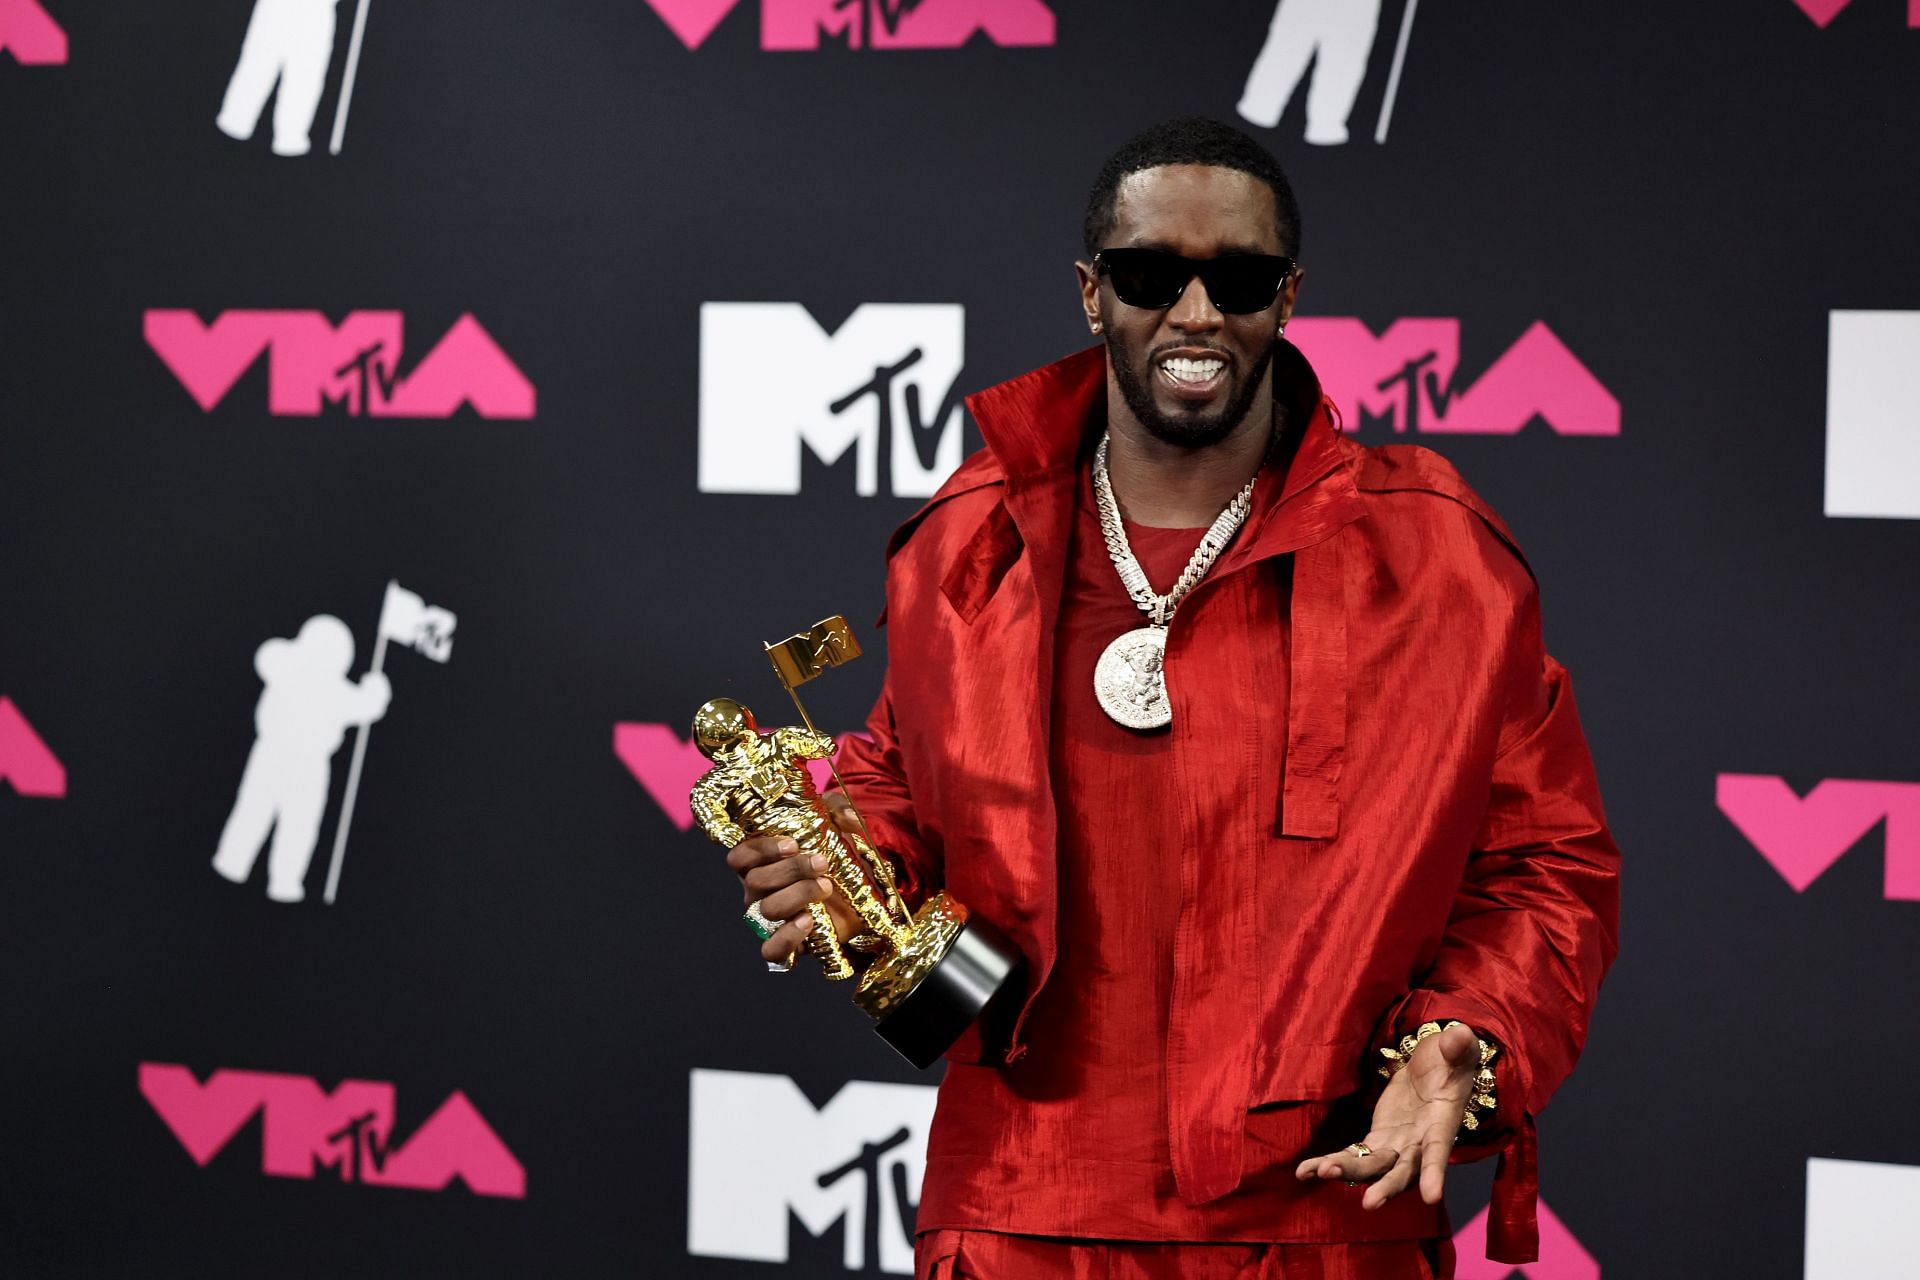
[323,580,457,905]
[765,616,861,691]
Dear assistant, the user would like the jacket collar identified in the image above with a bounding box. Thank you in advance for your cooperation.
[962,344,1106,478]
[963,340,1365,565]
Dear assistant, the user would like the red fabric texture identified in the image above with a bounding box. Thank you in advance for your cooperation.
[917,466,1444,1246]
[833,343,1621,1264]
[915,1228,1455,1280]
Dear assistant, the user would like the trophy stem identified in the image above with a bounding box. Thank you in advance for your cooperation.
[784,685,912,935]
[782,685,824,737]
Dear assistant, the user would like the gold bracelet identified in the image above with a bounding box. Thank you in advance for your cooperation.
[1376,1020,1499,1133]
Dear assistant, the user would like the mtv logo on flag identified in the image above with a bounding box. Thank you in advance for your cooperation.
[378,582,456,662]
[765,616,861,690]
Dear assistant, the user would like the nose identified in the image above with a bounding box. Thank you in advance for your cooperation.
[1166,272,1223,334]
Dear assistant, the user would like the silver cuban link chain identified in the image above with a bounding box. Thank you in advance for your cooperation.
[1092,433,1258,627]
[1088,432,1259,729]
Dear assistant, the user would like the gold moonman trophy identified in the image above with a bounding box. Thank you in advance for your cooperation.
[689,617,1021,1068]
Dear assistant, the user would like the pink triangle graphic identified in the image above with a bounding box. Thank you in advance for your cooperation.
[643,0,743,49]
[1453,1198,1600,1280]
[1790,0,1851,26]
[614,723,708,831]
[0,696,66,797]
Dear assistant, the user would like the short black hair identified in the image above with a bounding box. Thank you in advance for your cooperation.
[1082,117,1302,260]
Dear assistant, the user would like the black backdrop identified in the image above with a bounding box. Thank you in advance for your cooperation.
[5,1,1919,1276]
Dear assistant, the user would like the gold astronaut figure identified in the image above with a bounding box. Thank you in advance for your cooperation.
[689,697,911,981]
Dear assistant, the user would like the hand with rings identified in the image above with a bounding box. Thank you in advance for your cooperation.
[1293,1022,1485,1210]
[722,798,865,972]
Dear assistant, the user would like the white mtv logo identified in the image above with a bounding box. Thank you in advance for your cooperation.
[688,1068,936,1275]
[1805,1157,1920,1277]
[1825,310,1920,520]
[699,303,966,498]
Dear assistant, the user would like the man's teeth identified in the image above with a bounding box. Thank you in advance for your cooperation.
[1160,356,1225,384]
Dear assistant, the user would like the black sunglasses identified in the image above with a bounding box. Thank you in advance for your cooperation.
[1092,248,1296,314]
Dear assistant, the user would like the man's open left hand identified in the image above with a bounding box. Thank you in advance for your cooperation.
[1292,1021,1482,1211]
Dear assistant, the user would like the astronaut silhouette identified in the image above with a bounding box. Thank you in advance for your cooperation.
[213,615,389,903]
[1237,0,1384,145]
[215,0,341,157]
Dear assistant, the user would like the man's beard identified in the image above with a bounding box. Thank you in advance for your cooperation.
[1111,341,1275,449]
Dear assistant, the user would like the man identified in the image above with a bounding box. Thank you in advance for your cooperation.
[724,118,1619,1278]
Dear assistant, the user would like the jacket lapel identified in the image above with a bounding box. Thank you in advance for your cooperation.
[954,348,1103,1057]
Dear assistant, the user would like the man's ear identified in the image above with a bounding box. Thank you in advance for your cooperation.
[1075,260,1102,332]
[1278,264,1306,326]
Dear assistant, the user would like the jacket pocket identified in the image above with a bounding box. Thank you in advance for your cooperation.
[1248,1033,1374,1106]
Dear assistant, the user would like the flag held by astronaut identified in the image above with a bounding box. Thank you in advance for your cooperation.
[765,616,861,690]
[378,581,457,662]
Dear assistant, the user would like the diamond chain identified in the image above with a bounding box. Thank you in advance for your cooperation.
[1092,433,1259,629]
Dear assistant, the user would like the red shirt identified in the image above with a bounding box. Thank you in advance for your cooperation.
[917,463,1444,1244]
[834,344,1620,1262]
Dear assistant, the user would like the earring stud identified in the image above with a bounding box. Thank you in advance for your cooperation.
[1091,321,1103,334]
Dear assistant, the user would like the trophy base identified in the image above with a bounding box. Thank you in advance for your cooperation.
[853,892,1022,1070]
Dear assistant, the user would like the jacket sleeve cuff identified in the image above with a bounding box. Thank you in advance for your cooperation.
[1371,989,1540,1264]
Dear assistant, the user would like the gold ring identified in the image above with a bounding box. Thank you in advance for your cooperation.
[1345,1142,1372,1159]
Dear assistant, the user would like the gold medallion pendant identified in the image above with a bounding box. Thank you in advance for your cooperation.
[1093,625,1171,729]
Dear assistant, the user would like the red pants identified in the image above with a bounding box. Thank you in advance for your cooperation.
[916,1229,1455,1279]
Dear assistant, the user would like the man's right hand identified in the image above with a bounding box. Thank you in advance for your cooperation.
[726,824,861,968]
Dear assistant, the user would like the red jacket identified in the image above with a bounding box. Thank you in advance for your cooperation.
[834,343,1620,1263]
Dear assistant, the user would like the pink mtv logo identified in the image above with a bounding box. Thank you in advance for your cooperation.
[614,722,858,829]
[1453,1199,1599,1279]
[144,310,536,419]
[139,1063,526,1198]
[0,0,66,64]
[1288,319,1620,437]
[643,0,1054,51]
[1792,0,1920,28]
[0,696,66,798]
[1717,773,1920,900]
